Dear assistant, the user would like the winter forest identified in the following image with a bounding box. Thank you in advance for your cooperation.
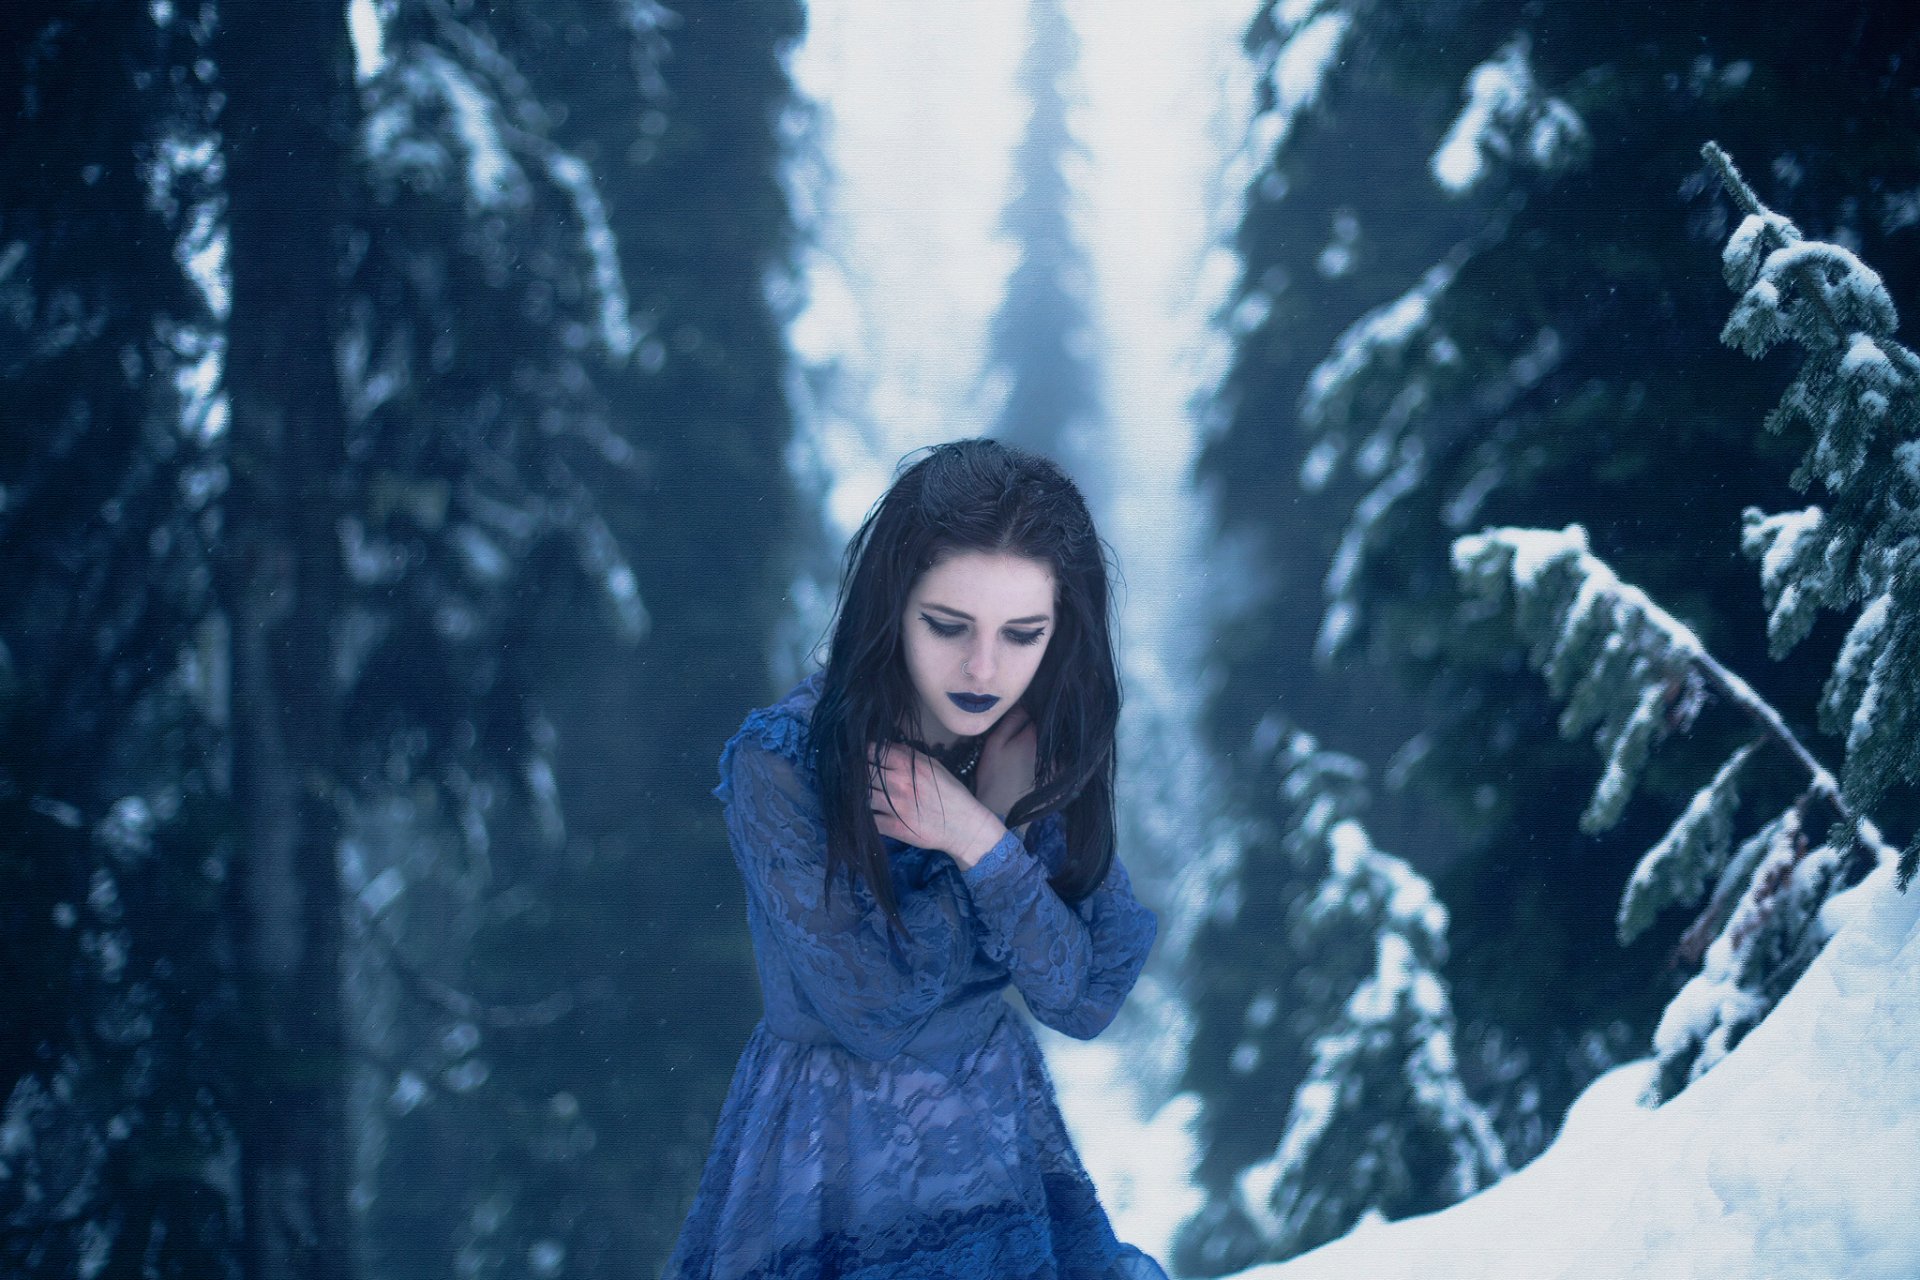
[5,0,1920,1276]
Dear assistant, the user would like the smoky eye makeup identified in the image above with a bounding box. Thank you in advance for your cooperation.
[919,614,1046,646]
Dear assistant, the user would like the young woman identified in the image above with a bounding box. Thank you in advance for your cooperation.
[662,439,1169,1279]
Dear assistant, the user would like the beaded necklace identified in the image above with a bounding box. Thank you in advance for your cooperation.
[901,733,986,790]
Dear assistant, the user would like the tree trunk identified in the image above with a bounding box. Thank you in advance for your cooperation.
[216,3,356,1278]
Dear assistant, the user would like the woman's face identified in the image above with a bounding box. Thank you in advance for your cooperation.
[899,550,1056,748]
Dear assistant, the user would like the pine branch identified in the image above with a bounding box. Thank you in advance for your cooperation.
[1684,636,1851,826]
[1704,141,1920,389]
[1701,141,1845,343]
[1699,141,1758,218]
[1703,141,1919,890]
[1454,526,1849,830]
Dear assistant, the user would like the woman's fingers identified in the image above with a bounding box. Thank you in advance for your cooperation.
[866,747,953,848]
[867,740,982,850]
[871,744,932,791]
[869,743,916,788]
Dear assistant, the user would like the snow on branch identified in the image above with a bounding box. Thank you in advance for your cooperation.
[1300,260,1457,434]
[1449,523,1883,1097]
[1298,254,1466,662]
[1268,5,1353,126]
[1431,36,1588,195]
[1647,809,1890,1097]
[1295,203,1520,661]
[1433,147,1917,1108]
[360,11,640,362]
[1617,740,1759,946]
[1455,525,1847,830]
[1705,141,1920,887]
[1231,0,1356,194]
[544,152,639,360]
[1316,438,1425,662]
[362,44,532,210]
[1449,514,1907,1099]
[1738,504,1836,656]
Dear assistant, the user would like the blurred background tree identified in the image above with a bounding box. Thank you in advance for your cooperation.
[2,2,814,1277]
[983,0,1109,508]
[2,1,242,1274]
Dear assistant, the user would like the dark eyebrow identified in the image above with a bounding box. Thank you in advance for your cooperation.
[923,603,1052,626]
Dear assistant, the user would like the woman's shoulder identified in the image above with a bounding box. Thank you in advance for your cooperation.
[712,670,825,802]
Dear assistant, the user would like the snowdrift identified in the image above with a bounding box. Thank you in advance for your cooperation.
[1242,856,1920,1280]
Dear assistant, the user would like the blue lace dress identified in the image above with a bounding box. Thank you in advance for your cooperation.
[662,671,1169,1280]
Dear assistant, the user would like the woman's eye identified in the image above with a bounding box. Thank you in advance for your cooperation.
[924,617,964,639]
[917,614,1044,644]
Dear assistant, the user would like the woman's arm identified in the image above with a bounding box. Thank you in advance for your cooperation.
[722,740,970,1060]
[960,813,1157,1040]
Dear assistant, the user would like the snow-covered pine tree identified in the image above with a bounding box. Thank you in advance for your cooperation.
[332,5,671,1275]
[1236,814,1506,1260]
[1174,722,1369,1276]
[340,3,815,1274]
[1452,145,1914,1100]
[1174,722,1501,1272]
[3,1,807,1273]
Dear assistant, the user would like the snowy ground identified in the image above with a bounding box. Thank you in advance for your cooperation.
[1231,855,1920,1280]
[1044,852,1920,1279]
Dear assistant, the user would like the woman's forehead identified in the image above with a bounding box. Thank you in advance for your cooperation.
[910,551,1055,611]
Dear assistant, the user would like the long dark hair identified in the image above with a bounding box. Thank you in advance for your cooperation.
[811,438,1123,934]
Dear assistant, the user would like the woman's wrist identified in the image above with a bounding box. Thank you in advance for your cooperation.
[946,809,1009,870]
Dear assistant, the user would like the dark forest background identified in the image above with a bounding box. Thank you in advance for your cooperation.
[4,1,1918,1278]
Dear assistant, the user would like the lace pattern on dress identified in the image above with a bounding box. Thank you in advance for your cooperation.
[676,1172,1150,1280]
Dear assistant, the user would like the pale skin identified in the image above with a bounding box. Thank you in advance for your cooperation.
[868,550,1054,869]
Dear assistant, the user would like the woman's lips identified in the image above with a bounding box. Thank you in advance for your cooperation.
[947,692,999,713]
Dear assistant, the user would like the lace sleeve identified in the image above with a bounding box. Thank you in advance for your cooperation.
[960,813,1158,1040]
[720,737,971,1060]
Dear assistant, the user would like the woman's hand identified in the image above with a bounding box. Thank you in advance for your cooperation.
[974,703,1038,835]
[869,742,1006,868]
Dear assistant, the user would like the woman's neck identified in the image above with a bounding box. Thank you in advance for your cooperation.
[901,709,957,752]
[900,729,984,791]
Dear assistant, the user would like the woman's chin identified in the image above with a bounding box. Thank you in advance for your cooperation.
[951,707,1000,736]
[921,695,1000,743]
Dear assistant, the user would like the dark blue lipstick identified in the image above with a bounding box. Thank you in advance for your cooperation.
[947,692,999,714]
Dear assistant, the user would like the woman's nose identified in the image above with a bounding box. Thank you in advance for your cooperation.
[968,643,996,681]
